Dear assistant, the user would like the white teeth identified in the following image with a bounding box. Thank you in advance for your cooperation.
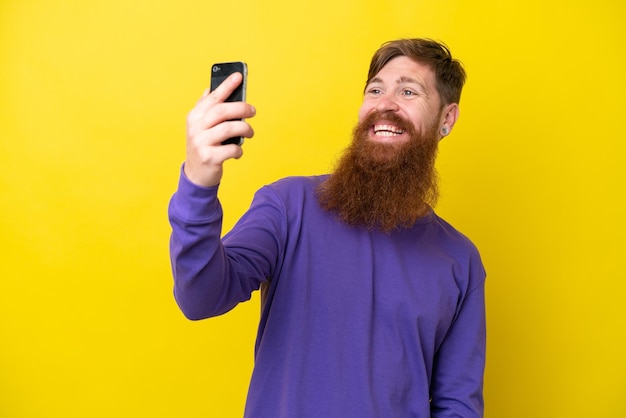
[376,131,398,136]
[373,124,404,135]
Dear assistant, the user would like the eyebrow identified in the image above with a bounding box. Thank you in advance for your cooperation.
[368,76,426,90]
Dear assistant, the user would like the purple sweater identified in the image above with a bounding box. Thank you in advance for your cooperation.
[169,170,486,417]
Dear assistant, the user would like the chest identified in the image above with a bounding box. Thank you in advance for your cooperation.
[274,223,464,343]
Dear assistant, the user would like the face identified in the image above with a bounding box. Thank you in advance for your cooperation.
[358,56,449,144]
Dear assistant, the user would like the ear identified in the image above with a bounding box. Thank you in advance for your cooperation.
[438,103,460,140]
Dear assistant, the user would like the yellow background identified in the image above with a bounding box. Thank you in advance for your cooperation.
[1,0,624,417]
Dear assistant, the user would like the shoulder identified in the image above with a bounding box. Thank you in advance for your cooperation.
[260,175,329,202]
[267,175,328,191]
[430,214,479,253]
[426,213,485,278]
[246,175,329,213]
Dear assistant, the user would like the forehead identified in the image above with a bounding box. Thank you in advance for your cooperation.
[370,56,436,88]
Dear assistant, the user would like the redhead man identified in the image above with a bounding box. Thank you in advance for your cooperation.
[169,38,486,417]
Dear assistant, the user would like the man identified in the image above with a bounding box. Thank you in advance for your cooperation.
[169,38,486,417]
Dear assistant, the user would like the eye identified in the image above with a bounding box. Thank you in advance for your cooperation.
[367,87,382,95]
[401,89,417,97]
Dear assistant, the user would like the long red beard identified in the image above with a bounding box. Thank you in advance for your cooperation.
[317,110,440,232]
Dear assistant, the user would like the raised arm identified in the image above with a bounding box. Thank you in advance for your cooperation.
[168,74,257,319]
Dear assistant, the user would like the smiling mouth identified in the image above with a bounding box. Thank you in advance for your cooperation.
[373,124,405,137]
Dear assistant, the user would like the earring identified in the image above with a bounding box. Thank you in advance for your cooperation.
[441,126,449,136]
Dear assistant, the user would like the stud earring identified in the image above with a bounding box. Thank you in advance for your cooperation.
[441,126,449,136]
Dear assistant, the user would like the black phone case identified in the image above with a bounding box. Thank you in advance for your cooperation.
[210,62,247,145]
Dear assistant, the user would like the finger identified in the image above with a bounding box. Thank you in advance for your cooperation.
[190,120,255,147]
[188,101,256,134]
[214,71,242,98]
[196,139,244,162]
[197,72,243,110]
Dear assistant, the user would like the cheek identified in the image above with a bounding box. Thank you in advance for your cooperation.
[406,106,437,132]
[357,102,373,122]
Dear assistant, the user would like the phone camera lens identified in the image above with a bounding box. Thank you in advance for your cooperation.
[213,65,220,72]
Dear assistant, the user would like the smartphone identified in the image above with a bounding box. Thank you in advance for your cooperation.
[210,61,248,145]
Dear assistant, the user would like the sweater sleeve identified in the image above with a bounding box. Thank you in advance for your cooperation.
[430,253,487,418]
[168,167,285,320]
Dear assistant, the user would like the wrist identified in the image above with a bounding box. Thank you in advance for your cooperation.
[183,162,222,188]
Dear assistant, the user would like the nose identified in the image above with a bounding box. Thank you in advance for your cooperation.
[375,96,399,112]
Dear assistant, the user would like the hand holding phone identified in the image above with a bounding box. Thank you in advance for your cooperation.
[210,62,248,145]
[184,62,254,188]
